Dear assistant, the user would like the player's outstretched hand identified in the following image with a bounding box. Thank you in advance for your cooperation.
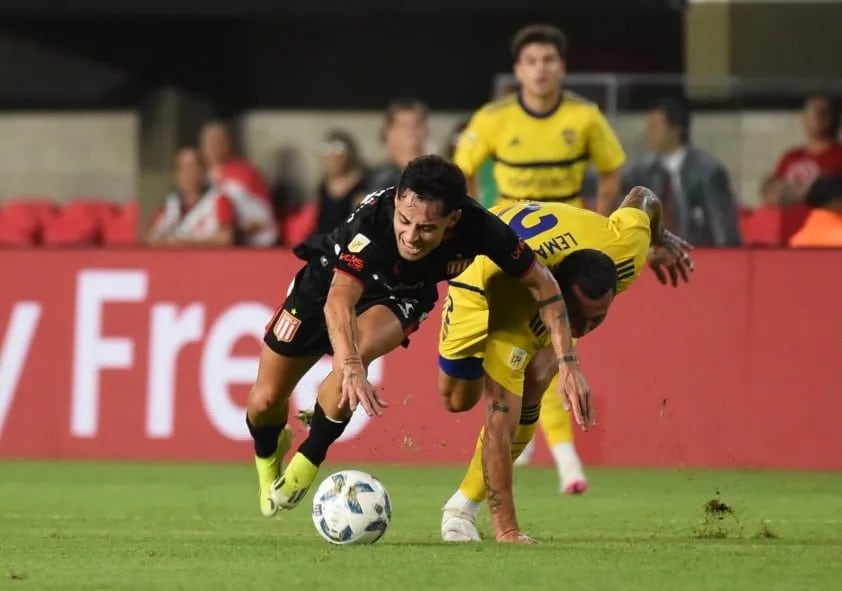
[648,230,694,287]
[558,361,595,431]
[339,362,388,417]
[496,529,537,544]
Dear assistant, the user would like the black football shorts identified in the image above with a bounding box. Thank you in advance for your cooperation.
[263,263,437,358]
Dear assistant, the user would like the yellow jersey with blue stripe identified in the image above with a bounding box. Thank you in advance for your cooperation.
[454,92,626,208]
[438,201,650,396]
[465,201,651,298]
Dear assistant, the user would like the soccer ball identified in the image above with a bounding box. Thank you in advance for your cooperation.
[311,470,392,545]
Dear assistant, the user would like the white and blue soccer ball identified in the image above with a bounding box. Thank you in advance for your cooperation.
[311,470,392,545]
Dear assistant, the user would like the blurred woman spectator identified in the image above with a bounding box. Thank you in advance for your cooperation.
[200,120,278,247]
[147,147,236,247]
[315,130,369,234]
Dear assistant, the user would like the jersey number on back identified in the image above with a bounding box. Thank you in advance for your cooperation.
[507,204,558,240]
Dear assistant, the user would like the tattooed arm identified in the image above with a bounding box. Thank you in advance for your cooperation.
[324,271,385,417]
[517,262,594,430]
[481,376,533,543]
[517,261,574,361]
[619,185,695,287]
[618,185,665,244]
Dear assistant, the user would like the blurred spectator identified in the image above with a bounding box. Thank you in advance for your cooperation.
[366,98,429,190]
[147,147,236,247]
[623,99,742,246]
[315,130,369,234]
[773,95,842,201]
[199,121,278,247]
[789,176,842,247]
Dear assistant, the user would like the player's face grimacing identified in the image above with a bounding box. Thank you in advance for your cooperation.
[567,284,614,338]
[515,42,565,100]
[393,190,462,261]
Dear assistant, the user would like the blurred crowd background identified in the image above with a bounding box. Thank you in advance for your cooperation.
[1,0,841,249]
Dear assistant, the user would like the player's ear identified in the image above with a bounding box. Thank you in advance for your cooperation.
[446,209,462,228]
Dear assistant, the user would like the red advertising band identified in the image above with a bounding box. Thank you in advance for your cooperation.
[0,248,839,470]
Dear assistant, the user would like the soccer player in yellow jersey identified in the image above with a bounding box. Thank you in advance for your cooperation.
[437,187,693,542]
[454,24,624,214]
[453,23,628,494]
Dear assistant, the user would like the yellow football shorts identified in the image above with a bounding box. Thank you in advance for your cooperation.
[437,281,538,397]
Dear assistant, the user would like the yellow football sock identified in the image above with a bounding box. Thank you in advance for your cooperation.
[280,452,319,496]
[458,428,488,503]
[457,405,540,502]
[540,374,574,446]
[513,404,540,461]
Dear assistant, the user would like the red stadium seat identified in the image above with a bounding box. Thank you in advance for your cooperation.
[0,198,56,243]
[41,206,100,246]
[42,199,126,246]
[62,199,119,225]
[740,205,782,246]
[0,213,37,246]
[101,201,139,246]
[780,202,810,245]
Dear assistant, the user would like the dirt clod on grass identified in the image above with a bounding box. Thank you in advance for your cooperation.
[694,496,742,539]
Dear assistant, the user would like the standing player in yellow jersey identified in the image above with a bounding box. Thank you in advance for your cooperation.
[437,187,693,542]
[454,24,624,214]
[453,23,627,494]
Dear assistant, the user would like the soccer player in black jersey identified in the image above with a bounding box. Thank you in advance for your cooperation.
[245,155,590,516]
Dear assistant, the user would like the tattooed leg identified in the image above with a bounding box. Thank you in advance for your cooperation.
[480,374,522,539]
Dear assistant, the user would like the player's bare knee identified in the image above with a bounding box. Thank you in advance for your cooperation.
[527,349,557,380]
[523,350,556,405]
[444,395,474,413]
[439,374,482,413]
[356,329,404,368]
[247,383,285,415]
[522,384,543,407]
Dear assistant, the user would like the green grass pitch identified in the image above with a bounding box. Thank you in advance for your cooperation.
[1,460,841,590]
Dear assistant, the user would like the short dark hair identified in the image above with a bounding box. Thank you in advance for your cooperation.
[653,99,691,144]
[553,249,618,302]
[396,155,467,215]
[381,97,429,140]
[511,24,568,62]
